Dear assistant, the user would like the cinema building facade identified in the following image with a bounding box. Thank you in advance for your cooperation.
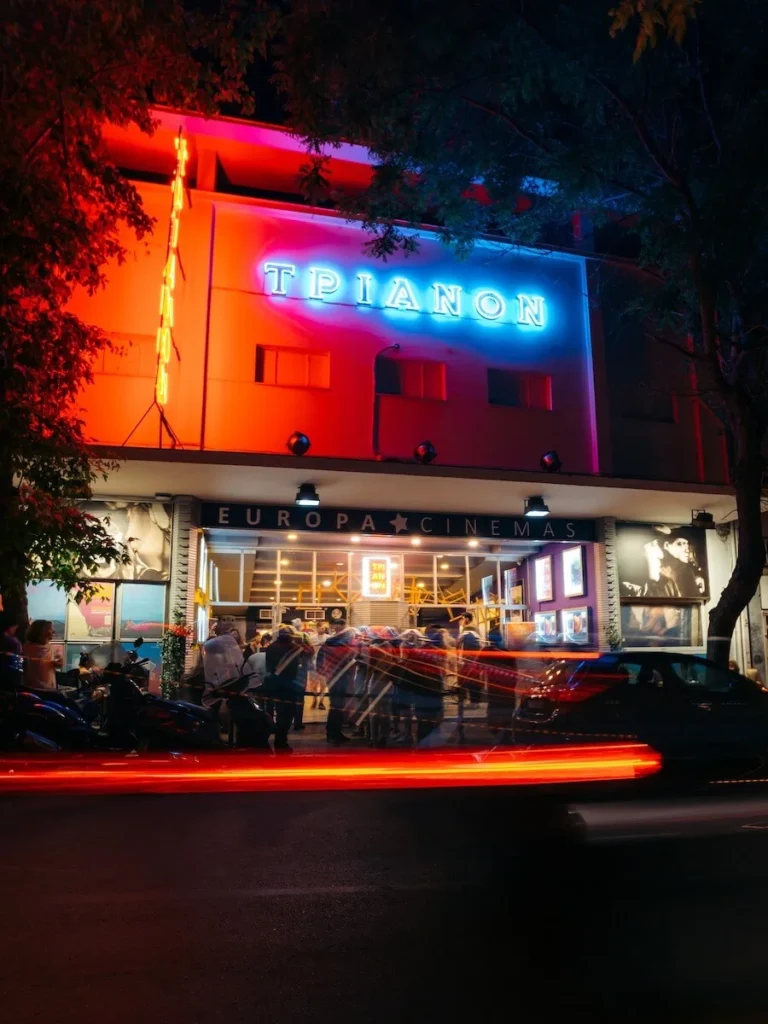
[29,108,766,681]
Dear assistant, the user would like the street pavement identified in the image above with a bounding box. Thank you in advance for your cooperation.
[2,786,768,1023]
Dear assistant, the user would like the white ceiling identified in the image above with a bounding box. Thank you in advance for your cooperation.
[94,453,737,527]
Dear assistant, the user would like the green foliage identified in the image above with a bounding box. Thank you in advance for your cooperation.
[0,0,262,618]
[161,608,192,697]
[273,0,768,656]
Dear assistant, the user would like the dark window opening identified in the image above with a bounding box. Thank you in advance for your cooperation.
[487,369,552,410]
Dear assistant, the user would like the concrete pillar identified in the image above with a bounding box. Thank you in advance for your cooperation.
[168,497,200,672]
[594,516,621,652]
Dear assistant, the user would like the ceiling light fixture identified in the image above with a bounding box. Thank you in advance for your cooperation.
[440,561,450,570]
[295,482,320,506]
[467,539,479,549]
[691,509,715,529]
[410,537,422,546]
[287,533,298,541]
[350,535,361,544]
[321,579,332,588]
[524,496,550,518]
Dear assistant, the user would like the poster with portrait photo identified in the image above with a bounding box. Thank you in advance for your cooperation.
[561,607,590,645]
[533,611,559,643]
[561,546,586,599]
[621,604,702,648]
[534,555,553,602]
[617,524,709,602]
[86,501,172,581]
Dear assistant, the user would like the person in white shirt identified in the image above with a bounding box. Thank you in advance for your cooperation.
[23,620,63,690]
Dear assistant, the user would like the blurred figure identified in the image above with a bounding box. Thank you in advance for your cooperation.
[0,611,23,689]
[23,619,63,690]
[365,627,400,748]
[265,626,310,751]
[728,659,741,674]
[260,633,272,650]
[317,619,359,746]
[457,613,485,704]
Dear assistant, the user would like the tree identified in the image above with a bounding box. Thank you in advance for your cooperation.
[0,0,262,624]
[273,0,768,664]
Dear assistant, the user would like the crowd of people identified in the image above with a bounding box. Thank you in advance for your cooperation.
[194,613,523,752]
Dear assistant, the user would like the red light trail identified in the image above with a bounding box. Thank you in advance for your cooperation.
[0,744,660,795]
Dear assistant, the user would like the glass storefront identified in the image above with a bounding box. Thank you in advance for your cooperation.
[203,531,596,649]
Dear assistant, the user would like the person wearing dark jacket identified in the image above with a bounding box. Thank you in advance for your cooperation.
[397,631,446,744]
[265,627,310,751]
[316,622,359,745]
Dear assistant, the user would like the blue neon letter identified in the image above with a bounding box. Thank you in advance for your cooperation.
[357,273,374,306]
[263,262,296,296]
[384,277,420,312]
[432,283,462,317]
[517,294,546,327]
[474,290,506,321]
[309,267,342,301]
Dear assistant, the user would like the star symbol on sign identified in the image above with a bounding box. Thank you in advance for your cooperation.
[389,513,409,534]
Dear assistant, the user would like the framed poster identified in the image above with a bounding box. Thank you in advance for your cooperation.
[561,606,589,645]
[621,604,702,648]
[561,546,585,599]
[534,611,559,643]
[617,523,709,602]
[86,500,172,581]
[534,555,553,602]
[481,575,496,606]
[362,556,391,599]
[118,583,166,640]
[66,583,116,641]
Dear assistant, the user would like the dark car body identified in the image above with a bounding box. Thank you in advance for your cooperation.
[515,652,768,770]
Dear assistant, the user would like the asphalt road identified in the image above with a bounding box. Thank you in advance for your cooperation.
[2,787,768,1023]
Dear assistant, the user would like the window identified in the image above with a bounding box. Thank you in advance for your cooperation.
[623,388,677,424]
[255,345,330,389]
[667,658,742,695]
[375,358,446,400]
[487,369,552,410]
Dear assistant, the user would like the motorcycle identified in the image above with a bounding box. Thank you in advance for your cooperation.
[103,659,222,751]
[0,682,98,751]
[204,674,274,749]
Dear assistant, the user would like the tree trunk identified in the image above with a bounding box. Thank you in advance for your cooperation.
[707,417,766,667]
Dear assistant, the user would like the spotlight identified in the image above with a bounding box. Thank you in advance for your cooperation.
[414,440,437,465]
[524,496,550,518]
[287,432,311,456]
[691,509,715,529]
[540,450,562,473]
[295,483,320,506]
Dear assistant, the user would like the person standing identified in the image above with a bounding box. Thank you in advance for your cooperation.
[265,626,309,751]
[23,620,63,690]
[0,612,23,690]
[317,620,359,745]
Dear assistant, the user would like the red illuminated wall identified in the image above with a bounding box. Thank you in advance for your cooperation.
[67,114,727,486]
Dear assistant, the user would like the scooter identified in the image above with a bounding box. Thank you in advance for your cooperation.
[0,683,99,750]
[103,660,222,751]
[204,674,274,749]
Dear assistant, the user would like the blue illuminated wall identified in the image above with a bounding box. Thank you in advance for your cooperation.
[204,204,599,472]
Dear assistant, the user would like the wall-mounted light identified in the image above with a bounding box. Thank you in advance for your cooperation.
[295,483,320,506]
[414,440,437,465]
[540,450,562,473]
[524,496,550,518]
[691,509,715,529]
[287,431,312,456]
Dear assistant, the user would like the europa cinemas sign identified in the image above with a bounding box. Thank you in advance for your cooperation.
[200,503,596,542]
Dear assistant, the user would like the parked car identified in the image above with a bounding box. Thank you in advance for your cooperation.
[515,652,768,774]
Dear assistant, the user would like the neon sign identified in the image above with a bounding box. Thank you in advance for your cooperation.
[362,556,392,599]
[155,129,188,406]
[262,261,546,329]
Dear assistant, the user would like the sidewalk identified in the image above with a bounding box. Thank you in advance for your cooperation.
[285,696,493,752]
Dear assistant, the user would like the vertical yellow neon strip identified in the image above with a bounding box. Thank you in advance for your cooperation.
[155,131,188,407]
